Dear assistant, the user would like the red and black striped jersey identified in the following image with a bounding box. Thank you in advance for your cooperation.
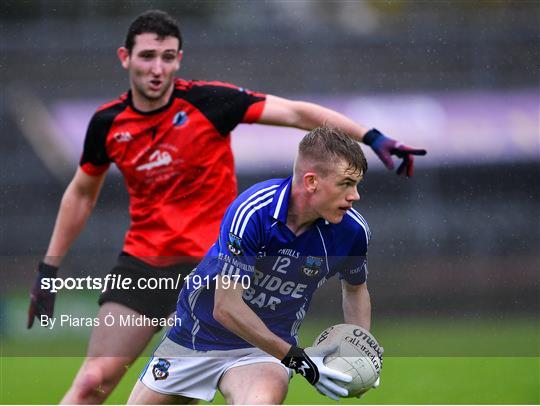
[80,78,266,266]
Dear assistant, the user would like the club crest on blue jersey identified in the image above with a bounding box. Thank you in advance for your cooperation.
[302,256,323,277]
[227,233,243,256]
[152,358,170,381]
[172,111,188,126]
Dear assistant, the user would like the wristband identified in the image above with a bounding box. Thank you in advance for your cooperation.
[362,128,383,146]
[38,261,59,278]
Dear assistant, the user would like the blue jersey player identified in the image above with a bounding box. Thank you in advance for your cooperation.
[130,127,375,404]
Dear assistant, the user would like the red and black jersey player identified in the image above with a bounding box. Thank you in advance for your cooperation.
[27,10,426,404]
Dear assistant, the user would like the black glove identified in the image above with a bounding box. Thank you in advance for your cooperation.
[27,261,58,328]
[281,345,351,400]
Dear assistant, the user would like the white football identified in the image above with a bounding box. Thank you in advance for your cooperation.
[313,324,383,398]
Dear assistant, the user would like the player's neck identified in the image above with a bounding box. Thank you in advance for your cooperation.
[287,185,318,236]
[130,85,174,112]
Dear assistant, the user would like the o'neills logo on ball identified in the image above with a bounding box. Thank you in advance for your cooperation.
[352,328,383,358]
[152,358,171,381]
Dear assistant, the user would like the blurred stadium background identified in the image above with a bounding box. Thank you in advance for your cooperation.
[1,1,538,404]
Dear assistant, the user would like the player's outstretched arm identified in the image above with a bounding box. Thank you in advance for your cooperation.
[258,95,370,139]
[258,95,427,177]
[341,281,371,331]
[27,168,107,328]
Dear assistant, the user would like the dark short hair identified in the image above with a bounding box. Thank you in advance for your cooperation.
[298,126,368,177]
[125,10,182,53]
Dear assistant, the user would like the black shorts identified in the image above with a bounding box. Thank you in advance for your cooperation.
[98,253,196,320]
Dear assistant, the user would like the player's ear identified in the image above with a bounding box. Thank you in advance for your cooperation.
[303,173,318,193]
[176,50,183,70]
[117,47,130,69]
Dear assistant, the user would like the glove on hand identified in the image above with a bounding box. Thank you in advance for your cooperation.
[363,128,427,177]
[282,345,352,401]
[27,261,58,328]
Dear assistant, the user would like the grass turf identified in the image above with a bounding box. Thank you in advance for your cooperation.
[1,356,538,404]
[1,318,538,404]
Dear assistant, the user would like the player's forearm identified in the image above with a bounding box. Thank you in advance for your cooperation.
[342,283,371,331]
[44,184,98,267]
[294,102,369,142]
[213,299,291,359]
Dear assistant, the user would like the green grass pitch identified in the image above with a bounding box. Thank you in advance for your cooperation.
[1,318,538,404]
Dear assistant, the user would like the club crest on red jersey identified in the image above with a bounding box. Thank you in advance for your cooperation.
[172,111,188,126]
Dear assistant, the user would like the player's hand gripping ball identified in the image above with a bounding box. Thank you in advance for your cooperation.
[313,324,383,398]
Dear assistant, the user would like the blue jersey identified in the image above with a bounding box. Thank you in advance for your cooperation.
[168,177,371,350]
